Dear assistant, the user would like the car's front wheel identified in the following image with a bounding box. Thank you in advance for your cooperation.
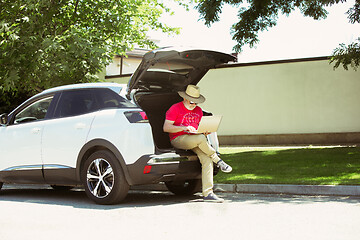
[81,150,129,205]
[165,179,201,196]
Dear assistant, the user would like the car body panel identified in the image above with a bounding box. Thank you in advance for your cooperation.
[0,120,44,172]
[126,153,201,185]
[42,113,95,169]
[86,109,155,165]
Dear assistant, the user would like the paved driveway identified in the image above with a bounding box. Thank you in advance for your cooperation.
[1,184,359,240]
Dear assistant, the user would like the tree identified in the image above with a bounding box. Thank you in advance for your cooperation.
[0,0,177,112]
[194,0,360,70]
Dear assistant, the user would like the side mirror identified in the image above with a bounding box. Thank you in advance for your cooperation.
[0,113,8,125]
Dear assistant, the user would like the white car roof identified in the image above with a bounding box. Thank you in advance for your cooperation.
[41,82,127,95]
[9,83,129,115]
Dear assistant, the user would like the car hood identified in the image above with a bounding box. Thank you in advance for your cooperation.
[126,47,236,98]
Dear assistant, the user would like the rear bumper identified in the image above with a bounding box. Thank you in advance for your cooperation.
[126,153,201,185]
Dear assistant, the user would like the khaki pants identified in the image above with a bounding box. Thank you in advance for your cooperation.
[171,134,220,197]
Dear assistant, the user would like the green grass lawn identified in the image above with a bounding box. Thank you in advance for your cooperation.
[214,146,360,185]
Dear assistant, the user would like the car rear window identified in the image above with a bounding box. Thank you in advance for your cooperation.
[95,88,137,109]
[54,89,98,118]
[53,88,137,118]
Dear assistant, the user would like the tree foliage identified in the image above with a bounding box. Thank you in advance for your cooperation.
[195,0,360,70]
[331,37,360,70]
[0,0,177,112]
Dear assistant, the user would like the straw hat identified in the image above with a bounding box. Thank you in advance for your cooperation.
[178,85,206,103]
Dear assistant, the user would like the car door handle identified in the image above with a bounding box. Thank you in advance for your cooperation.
[31,128,41,134]
[75,123,86,129]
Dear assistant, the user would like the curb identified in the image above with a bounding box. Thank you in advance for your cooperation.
[131,183,360,197]
[215,184,360,196]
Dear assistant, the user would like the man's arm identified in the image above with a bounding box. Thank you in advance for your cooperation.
[163,119,197,133]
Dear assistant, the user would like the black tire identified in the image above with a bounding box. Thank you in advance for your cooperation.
[0,182,3,191]
[50,185,74,191]
[81,150,129,205]
[165,179,201,196]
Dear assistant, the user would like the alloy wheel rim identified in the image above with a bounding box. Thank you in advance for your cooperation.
[86,158,114,198]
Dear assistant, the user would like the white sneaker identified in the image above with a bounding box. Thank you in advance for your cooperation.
[203,193,224,203]
[217,160,232,173]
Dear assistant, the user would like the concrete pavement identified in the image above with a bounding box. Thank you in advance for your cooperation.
[1,190,360,240]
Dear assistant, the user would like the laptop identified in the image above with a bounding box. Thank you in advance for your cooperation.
[197,115,223,133]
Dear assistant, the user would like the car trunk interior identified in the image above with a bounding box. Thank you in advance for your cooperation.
[135,91,214,154]
[135,91,183,151]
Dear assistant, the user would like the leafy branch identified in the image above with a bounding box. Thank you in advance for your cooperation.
[194,0,360,70]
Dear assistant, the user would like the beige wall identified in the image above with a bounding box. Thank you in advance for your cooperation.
[104,57,360,144]
[198,59,360,137]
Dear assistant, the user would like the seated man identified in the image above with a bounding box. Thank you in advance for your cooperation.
[163,85,232,202]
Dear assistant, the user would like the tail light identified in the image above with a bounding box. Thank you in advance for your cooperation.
[124,111,149,123]
[143,165,152,174]
[139,111,148,120]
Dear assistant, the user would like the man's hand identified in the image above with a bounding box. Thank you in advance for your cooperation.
[163,120,200,134]
[164,120,196,133]
[184,125,198,134]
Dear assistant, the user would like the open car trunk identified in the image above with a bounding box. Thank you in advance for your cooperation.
[135,91,216,153]
[127,47,236,152]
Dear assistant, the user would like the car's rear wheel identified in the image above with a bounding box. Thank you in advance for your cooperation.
[165,179,201,196]
[81,150,129,205]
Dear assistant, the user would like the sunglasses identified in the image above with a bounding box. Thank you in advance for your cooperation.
[189,101,197,105]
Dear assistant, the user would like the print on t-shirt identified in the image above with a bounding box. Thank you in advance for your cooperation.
[180,112,201,126]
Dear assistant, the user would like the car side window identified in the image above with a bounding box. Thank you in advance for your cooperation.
[95,88,137,109]
[54,89,99,118]
[14,96,54,124]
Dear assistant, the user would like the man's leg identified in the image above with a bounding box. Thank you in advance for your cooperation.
[192,147,224,202]
[191,147,213,197]
[187,134,233,173]
[171,134,220,163]
[171,135,216,197]
[171,135,230,200]
[171,134,232,173]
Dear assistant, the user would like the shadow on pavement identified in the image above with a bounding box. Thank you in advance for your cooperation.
[0,185,202,209]
[1,184,359,209]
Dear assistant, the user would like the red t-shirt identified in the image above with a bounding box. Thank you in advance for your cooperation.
[165,102,203,141]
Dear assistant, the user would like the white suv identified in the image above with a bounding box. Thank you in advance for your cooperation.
[0,47,235,204]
